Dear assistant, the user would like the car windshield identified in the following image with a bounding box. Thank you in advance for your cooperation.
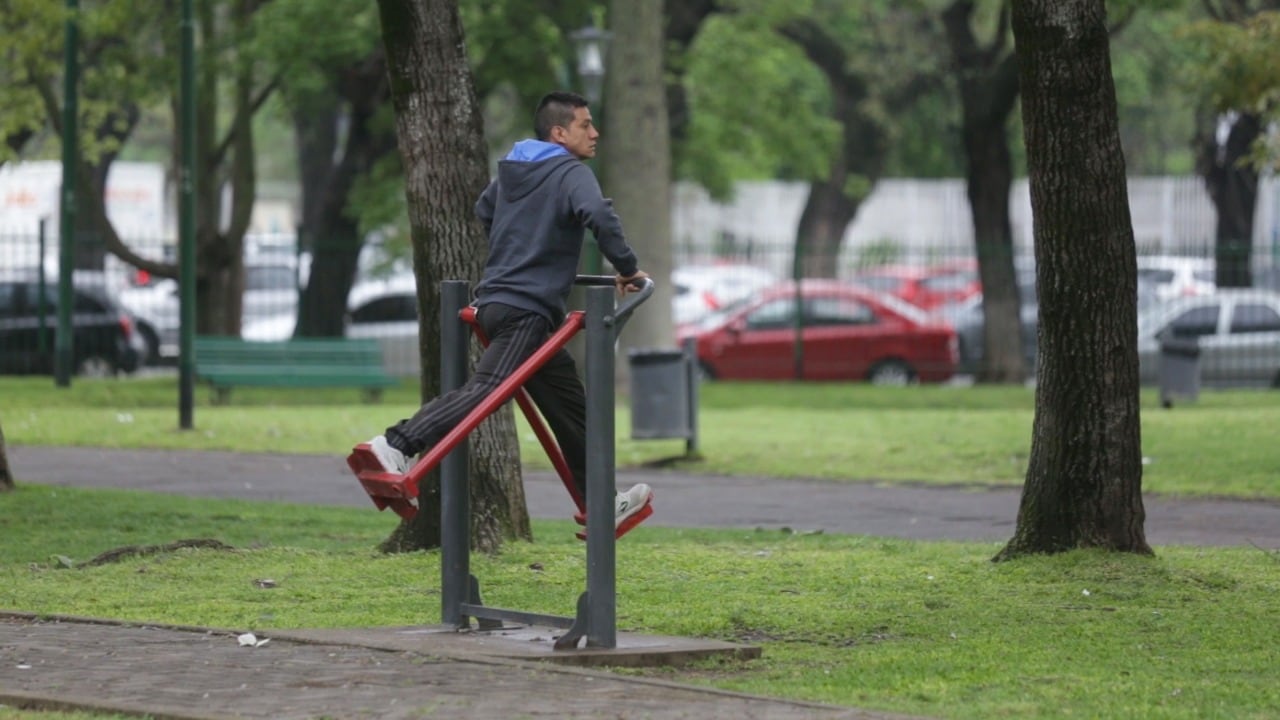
[246,266,296,291]
[874,293,931,323]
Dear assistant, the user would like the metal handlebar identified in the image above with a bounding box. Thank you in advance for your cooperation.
[573,274,655,334]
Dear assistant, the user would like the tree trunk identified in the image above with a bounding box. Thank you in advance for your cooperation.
[603,0,674,379]
[794,176,859,279]
[293,57,399,339]
[0,420,13,492]
[778,20,888,281]
[943,0,1028,384]
[294,101,360,338]
[996,0,1150,560]
[1197,112,1260,288]
[376,0,528,554]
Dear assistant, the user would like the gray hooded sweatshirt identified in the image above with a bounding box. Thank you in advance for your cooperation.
[473,139,639,325]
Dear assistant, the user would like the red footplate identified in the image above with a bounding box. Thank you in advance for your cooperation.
[347,443,419,521]
[574,500,654,541]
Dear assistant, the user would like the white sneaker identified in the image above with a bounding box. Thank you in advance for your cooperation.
[615,483,653,528]
[368,435,409,474]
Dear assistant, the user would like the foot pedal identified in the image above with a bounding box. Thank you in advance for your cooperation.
[347,443,419,521]
[574,501,654,541]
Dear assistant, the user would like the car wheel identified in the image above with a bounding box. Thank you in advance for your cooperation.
[77,355,117,378]
[136,321,161,365]
[868,359,915,386]
[696,360,717,382]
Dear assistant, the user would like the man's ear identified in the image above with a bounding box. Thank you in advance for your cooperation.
[548,125,566,143]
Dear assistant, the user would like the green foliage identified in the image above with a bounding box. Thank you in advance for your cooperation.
[0,1,174,164]
[677,14,838,199]
[1178,11,1280,167]
[855,238,904,268]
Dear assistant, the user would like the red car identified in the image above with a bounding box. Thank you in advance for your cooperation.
[850,260,981,311]
[676,280,958,383]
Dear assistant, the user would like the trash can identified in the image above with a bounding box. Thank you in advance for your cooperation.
[1158,334,1201,408]
[628,342,698,453]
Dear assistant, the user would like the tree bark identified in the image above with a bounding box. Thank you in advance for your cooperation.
[942,0,1028,384]
[1196,111,1259,288]
[996,0,1150,560]
[376,0,529,554]
[0,420,13,492]
[603,0,674,375]
[778,20,884,280]
[294,53,399,339]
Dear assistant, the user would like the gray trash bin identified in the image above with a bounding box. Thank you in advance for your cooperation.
[628,344,698,453]
[1158,334,1201,408]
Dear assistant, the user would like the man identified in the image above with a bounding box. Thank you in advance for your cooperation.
[364,91,653,528]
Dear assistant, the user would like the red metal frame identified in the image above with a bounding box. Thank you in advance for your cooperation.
[347,305,653,539]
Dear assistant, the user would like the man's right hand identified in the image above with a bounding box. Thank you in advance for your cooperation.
[617,270,650,294]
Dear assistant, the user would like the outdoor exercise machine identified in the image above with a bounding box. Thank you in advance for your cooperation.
[347,275,655,649]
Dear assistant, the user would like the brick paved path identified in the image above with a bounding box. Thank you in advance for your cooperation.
[1,616,920,720]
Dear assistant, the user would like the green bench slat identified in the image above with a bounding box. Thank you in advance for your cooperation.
[194,336,397,402]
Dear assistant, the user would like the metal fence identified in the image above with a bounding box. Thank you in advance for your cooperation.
[3,174,1279,389]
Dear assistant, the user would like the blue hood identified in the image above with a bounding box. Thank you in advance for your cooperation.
[504,139,571,162]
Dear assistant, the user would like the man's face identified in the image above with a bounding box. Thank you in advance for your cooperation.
[551,106,598,160]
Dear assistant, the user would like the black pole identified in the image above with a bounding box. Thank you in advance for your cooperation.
[439,281,471,628]
[56,0,80,387]
[178,0,197,428]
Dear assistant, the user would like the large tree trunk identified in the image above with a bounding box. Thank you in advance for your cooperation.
[794,176,859,279]
[997,0,1150,560]
[294,54,398,339]
[0,421,13,492]
[376,0,528,554]
[943,0,1028,384]
[778,20,886,280]
[604,0,674,376]
[1196,111,1260,288]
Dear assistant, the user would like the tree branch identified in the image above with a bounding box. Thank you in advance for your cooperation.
[210,76,278,169]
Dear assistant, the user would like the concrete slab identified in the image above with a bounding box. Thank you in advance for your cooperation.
[274,623,761,668]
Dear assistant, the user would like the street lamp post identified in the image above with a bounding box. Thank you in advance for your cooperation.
[571,22,610,106]
[571,20,612,275]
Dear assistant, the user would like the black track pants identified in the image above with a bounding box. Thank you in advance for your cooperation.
[385,302,588,499]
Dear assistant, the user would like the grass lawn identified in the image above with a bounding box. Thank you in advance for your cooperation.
[3,377,1279,718]
[3,376,1279,499]
[2,484,1279,720]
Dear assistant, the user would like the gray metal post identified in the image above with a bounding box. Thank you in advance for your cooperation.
[439,281,471,628]
[583,285,616,648]
[37,220,49,356]
[683,337,699,455]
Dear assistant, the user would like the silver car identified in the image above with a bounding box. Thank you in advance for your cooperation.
[1137,289,1280,388]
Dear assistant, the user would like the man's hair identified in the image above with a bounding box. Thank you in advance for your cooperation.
[534,91,589,141]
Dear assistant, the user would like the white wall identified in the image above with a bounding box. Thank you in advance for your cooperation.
[672,175,1280,271]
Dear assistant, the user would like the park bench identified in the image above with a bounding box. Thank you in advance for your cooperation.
[193,335,397,404]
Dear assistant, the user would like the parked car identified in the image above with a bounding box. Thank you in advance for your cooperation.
[344,274,420,376]
[120,262,299,360]
[672,263,777,325]
[0,274,145,376]
[1137,289,1280,388]
[676,280,958,383]
[950,291,1039,375]
[850,260,982,312]
[950,271,1162,375]
[1136,255,1214,302]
